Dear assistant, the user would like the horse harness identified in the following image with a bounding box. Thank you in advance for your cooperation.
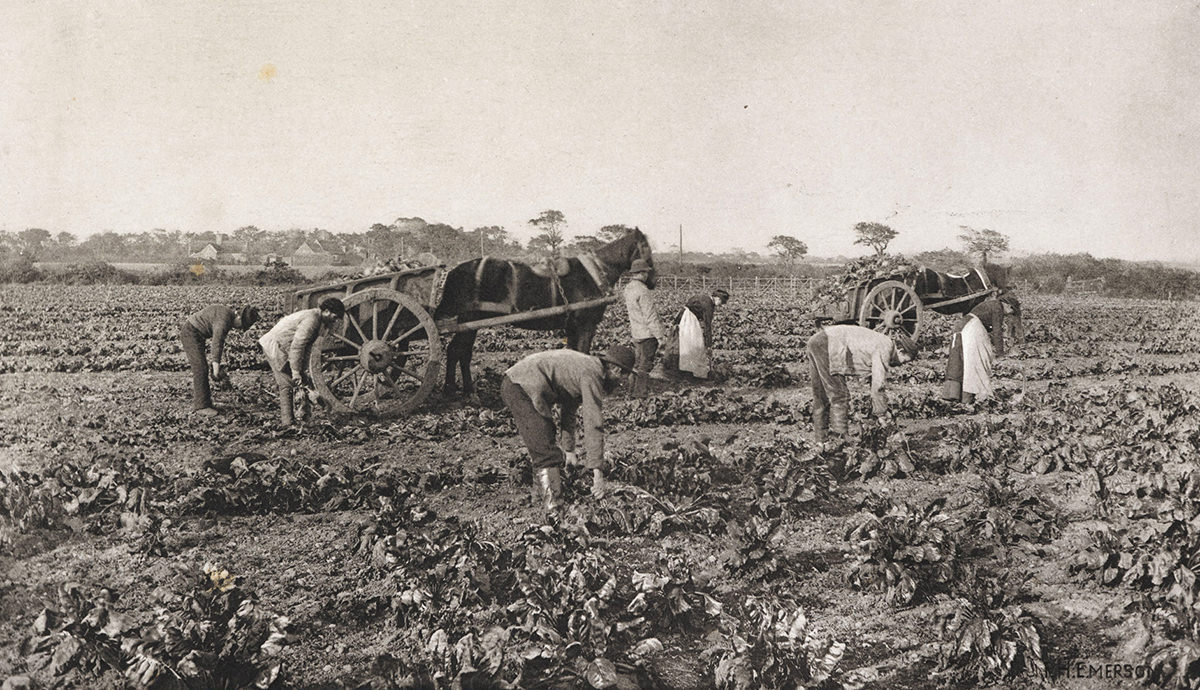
[470,254,611,315]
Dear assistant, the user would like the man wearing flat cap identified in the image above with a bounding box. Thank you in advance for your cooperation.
[179,304,260,417]
[623,258,666,397]
[500,345,636,517]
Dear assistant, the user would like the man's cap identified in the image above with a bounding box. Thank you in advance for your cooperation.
[893,332,919,359]
[239,305,260,328]
[629,259,652,274]
[713,288,730,301]
[318,297,346,319]
[599,345,636,372]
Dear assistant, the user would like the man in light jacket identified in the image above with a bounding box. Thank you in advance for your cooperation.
[805,324,918,442]
[623,258,666,396]
[258,297,345,426]
[500,346,636,517]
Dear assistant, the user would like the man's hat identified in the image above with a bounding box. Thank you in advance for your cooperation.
[629,259,652,274]
[599,345,636,372]
[713,288,730,301]
[318,297,346,319]
[239,305,260,328]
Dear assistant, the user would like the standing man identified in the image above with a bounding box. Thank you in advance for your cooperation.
[675,288,730,379]
[500,346,635,517]
[179,304,259,417]
[623,258,666,397]
[258,297,345,426]
[805,324,918,442]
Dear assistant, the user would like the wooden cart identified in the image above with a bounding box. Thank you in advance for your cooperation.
[813,269,1001,339]
[287,265,616,417]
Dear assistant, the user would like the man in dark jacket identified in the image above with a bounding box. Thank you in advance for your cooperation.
[942,292,1007,404]
[179,305,260,416]
[677,288,730,348]
[500,346,635,517]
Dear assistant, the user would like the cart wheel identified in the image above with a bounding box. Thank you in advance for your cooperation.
[859,280,923,339]
[309,288,442,417]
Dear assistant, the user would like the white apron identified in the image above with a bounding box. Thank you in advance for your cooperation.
[960,314,995,399]
[678,309,709,378]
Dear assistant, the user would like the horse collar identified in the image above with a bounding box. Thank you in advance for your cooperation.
[578,252,611,293]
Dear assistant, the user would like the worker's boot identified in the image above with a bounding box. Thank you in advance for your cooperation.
[830,403,849,438]
[533,467,563,515]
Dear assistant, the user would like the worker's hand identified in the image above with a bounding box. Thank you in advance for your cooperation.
[564,451,580,467]
[291,374,304,389]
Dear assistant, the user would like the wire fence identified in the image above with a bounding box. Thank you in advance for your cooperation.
[619,274,820,299]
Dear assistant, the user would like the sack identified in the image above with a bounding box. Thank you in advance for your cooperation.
[678,310,709,378]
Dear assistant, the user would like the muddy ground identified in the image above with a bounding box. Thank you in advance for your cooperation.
[3,289,1200,689]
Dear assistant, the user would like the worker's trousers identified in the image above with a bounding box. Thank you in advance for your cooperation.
[806,330,849,441]
[178,321,212,410]
[500,376,567,470]
[632,337,658,396]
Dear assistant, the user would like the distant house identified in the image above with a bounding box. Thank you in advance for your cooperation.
[289,240,342,266]
[189,243,247,264]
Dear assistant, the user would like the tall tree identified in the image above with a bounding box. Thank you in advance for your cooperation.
[472,225,515,256]
[563,235,603,256]
[853,222,898,255]
[232,225,265,255]
[958,226,1010,264]
[767,235,808,264]
[54,231,77,257]
[18,228,51,259]
[528,210,567,257]
[364,222,399,261]
[597,224,633,244]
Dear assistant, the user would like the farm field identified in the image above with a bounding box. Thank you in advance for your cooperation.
[3,284,1200,689]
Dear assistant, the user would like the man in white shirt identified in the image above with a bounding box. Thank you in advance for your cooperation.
[258,297,345,425]
[622,259,666,397]
[805,324,918,442]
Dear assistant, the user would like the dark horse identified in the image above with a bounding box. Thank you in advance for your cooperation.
[434,228,654,395]
[912,263,1023,343]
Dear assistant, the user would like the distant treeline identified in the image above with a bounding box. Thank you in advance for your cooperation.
[1,231,1197,299]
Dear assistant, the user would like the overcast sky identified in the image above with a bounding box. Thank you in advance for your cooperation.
[2,0,1198,262]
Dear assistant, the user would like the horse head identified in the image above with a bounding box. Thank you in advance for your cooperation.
[629,227,655,273]
[595,227,656,280]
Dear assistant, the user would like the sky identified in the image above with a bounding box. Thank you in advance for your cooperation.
[2,0,1198,262]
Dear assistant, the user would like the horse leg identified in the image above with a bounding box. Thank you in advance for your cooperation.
[573,323,597,354]
[444,332,465,394]
[457,330,478,396]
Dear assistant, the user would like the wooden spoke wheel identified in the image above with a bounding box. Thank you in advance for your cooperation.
[309,288,442,417]
[859,280,924,338]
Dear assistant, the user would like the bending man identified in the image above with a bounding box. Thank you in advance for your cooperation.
[500,346,635,517]
[179,304,259,417]
[258,297,345,426]
[942,293,1006,405]
[675,288,730,379]
[805,324,918,442]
